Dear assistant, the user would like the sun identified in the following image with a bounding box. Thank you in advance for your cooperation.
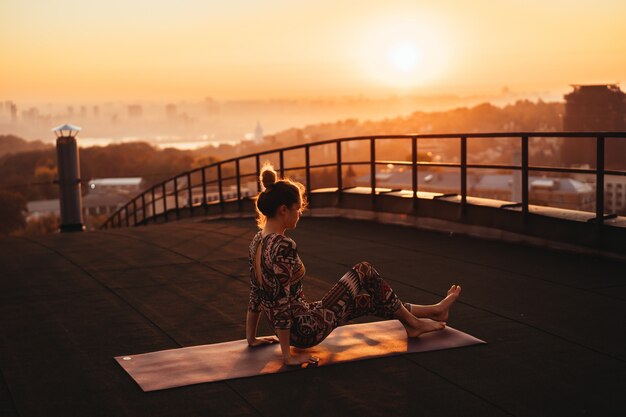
[389,43,422,73]
[356,15,452,90]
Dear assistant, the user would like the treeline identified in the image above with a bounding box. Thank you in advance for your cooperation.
[207,99,564,169]
[209,99,564,164]
[271,99,563,143]
[0,138,218,202]
[0,137,220,235]
[0,134,51,157]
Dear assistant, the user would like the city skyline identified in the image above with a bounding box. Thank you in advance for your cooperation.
[0,89,560,146]
[1,0,625,102]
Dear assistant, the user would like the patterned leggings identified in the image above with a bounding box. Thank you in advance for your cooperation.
[288,261,409,348]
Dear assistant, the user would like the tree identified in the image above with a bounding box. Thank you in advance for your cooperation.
[0,191,26,234]
[22,213,59,236]
[0,134,51,157]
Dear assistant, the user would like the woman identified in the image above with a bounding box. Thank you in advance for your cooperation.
[246,165,461,366]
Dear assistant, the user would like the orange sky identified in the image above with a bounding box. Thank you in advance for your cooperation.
[1,0,625,102]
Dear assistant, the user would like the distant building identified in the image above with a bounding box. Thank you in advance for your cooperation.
[165,104,177,120]
[562,84,626,168]
[83,178,145,217]
[254,121,264,145]
[472,174,594,212]
[606,176,626,215]
[128,105,143,119]
[26,199,60,222]
[354,170,595,211]
[82,193,129,217]
[10,103,17,122]
[354,170,472,195]
[88,178,143,195]
[22,107,39,121]
[204,97,219,115]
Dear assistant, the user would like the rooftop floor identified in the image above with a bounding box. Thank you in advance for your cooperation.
[1,217,625,417]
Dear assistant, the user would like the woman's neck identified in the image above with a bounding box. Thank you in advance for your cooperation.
[262,218,286,236]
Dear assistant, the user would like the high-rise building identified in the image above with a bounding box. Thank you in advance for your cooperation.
[254,121,264,145]
[204,97,219,115]
[10,103,17,122]
[128,105,143,119]
[165,104,177,120]
[562,84,626,168]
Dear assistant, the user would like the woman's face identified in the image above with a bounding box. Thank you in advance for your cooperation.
[284,201,302,229]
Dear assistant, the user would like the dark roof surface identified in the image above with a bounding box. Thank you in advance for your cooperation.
[1,217,624,417]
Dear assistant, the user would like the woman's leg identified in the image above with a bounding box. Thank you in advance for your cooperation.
[292,262,396,347]
[295,261,448,347]
[406,285,462,321]
[394,303,446,337]
[348,261,445,337]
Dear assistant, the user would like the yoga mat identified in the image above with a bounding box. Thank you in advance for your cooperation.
[115,320,485,392]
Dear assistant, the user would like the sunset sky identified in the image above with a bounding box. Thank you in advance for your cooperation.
[1,0,625,103]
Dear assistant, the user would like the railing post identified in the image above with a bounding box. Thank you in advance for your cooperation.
[336,141,343,201]
[522,136,529,216]
[187,172,193,216]
[279,150,284,178]
[141,193,146,225]
[217,163,224,209]
[460,136,467,215]
[305,145,311,197]
[174,177,180,217]
[162,183,168,222]
[124,205,129,227]
[132,198,137,226]
[151,186,157,224]
[201,168,207,208]
[370,138,376,208]
[412,136,417,210]
[236,159,242,211]
[596,136,605,226]
[255,155,261,192]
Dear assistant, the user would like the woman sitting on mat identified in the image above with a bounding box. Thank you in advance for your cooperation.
[246,164,461,366]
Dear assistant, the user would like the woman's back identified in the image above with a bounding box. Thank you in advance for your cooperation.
[248,232,305,330]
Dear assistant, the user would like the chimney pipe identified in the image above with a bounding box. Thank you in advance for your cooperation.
[53,124,85,232]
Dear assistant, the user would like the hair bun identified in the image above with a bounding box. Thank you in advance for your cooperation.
[261,168,277,191]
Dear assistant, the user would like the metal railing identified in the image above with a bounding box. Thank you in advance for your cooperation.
[100,132,626,230]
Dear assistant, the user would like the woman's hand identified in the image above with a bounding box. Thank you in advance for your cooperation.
[247,336,279,347]
[284,353,317,366]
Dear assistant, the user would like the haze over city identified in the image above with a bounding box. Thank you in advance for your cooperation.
[2,0,625,147]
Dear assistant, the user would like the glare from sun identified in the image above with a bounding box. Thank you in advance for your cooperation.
[389,43,421,72]
[356,14,453,90]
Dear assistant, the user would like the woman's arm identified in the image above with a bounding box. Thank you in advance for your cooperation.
[276,328,291,360]
[276,328,313,366]
[247,310,279,347]
[246,310,261,345]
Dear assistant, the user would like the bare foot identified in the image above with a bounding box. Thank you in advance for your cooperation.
[403,317,446,338]
[431,284,462,322]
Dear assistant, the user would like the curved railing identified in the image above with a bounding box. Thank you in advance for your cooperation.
[100,132,626,232]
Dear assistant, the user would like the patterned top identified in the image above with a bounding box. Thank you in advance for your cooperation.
[248,232,306,329]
